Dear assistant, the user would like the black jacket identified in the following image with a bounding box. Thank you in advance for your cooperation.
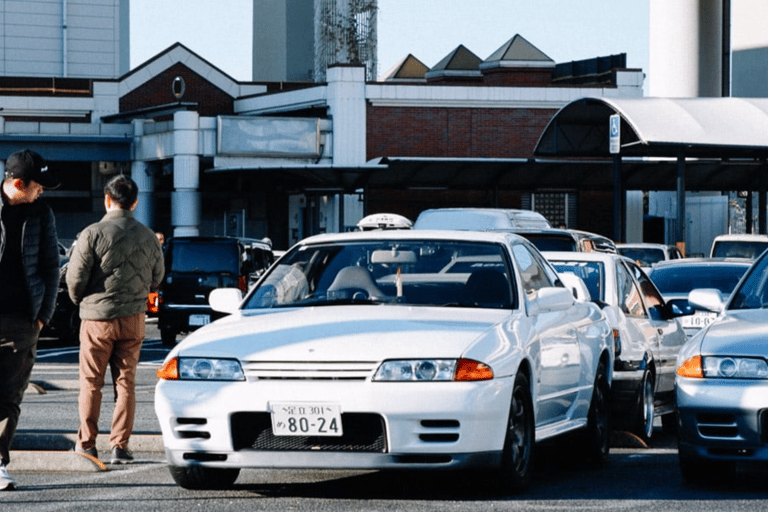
[0,192,60,325]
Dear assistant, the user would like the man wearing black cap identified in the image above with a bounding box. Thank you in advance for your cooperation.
[0,149,60,491]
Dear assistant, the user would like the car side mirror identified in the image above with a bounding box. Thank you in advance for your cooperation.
[209,288,243,314]
[688,288,725,313]
[529,287,574,315]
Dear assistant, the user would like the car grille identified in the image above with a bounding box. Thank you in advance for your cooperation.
[231,412,387,452]
[241,361,378,381]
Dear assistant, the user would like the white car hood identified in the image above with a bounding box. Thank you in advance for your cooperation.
[173,305,510,362]
[698,309,768,357]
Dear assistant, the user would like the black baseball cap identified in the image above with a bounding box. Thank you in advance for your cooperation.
[5,149,60,189]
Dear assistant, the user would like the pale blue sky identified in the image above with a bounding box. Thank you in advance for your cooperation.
[131,0,649,82]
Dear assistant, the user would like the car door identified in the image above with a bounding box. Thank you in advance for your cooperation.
[511,243,582,427]
[626,261,686,395]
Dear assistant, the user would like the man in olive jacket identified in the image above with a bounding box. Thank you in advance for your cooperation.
[66,175,163,464]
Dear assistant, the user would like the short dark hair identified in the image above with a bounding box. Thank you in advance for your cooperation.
[104,174,138,209]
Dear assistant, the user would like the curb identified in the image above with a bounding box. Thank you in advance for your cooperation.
[11,433,165,453]
[9,450,108,472]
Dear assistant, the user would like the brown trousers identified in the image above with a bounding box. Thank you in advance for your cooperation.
[77,313,144,451]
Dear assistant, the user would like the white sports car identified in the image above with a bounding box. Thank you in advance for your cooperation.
[155,230,613,493]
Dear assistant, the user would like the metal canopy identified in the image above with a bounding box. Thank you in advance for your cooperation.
[535,96,768,159]
[533,96,768,240]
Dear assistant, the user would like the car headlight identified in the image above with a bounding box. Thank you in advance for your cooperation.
[703,356,768,379]
[373,358,493,382]
[157,357,245,381]
[677,355,768,379]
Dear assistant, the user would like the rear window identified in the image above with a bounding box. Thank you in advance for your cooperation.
[169,241,240,274]
[519,233,578,252]
[617,247,666,267]
[711,241,768,259]
[650,264,748,295]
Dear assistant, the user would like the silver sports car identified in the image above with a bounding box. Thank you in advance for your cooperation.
[676,249,768,483]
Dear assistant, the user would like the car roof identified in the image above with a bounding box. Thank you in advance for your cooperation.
[297,229,526,245]
[650,257,753,268]
[542,250,629,264]
[712,234,768,242]
[413,208,551,230]
[616,243,672,249]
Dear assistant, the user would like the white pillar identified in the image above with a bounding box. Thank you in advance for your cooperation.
[172,111,201,237]
[131,119,154,228]
[649,0,722,97]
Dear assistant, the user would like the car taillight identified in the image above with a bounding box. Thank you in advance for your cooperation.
[147,291,159,314]
[238,275,247,293]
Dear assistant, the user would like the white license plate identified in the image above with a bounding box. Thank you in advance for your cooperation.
[189,314,210,327]
[681,311,717,329]
[270,402,343,437]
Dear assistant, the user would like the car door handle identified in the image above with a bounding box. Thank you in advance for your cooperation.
[658,328,664,335]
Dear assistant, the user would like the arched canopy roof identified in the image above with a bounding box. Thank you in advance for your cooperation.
[535,96,768,159]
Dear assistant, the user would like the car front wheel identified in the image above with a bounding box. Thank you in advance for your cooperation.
[168,465,240,490]
[498,371,534,493]
[583,360,610,464]
[632,370,655,440]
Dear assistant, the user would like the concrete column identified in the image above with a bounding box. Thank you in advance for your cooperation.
[649,0,723,97]
[131,119,154,228]
[172,111,201,237]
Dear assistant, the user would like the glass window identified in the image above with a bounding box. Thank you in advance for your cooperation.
[243,239,517,310]
[511,244,556,298]
[617,262,645,316]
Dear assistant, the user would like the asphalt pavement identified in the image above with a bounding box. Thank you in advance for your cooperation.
[9,318,172,472]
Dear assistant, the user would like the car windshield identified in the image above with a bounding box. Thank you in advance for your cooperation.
[728,254,768,310]
[170,242,240,274]
[617,247,665,267]
[550,260,604,302]
[243,239,516,310]
[650,264,748,295]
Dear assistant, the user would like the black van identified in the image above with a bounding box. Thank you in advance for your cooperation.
[158,236,274,345]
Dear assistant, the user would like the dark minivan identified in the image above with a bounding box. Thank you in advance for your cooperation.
[158,236,274,345]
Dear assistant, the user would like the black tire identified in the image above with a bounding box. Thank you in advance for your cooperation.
[631,370,655,441]
[583,359,610,464]
[168,465,240,490]
[497,372,534,494]
[161,327,176,347]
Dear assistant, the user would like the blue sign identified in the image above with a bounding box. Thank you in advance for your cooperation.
[609,114,620,154]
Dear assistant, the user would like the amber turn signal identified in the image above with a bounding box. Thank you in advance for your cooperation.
[454,359,494,381]
[157,358,179,380]
[676,355,704,378]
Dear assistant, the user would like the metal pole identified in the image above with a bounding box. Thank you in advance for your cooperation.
[760,161,767,235]
[676,153,686,254]
[613,155,622,243]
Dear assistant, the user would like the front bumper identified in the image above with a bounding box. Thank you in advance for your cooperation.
[155,376,512,470]
[676,376,768,462]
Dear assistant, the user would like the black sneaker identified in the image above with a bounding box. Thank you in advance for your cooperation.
[74,445,99,459]
[110,447,134,464]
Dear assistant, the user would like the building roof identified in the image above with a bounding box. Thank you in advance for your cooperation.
[425,45,483,80]
[481,34,555,70]
[380,54,429,81]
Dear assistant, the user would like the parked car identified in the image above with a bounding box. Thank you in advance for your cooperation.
[648,258,751,338]
[617,243,683,270]
[676,250,768,483]
[709,233,768,259]
[155,230,613,492]
[413,208,551,230]
[545,251,689,440]
[157,236,274,346]
[569,230,617,253]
